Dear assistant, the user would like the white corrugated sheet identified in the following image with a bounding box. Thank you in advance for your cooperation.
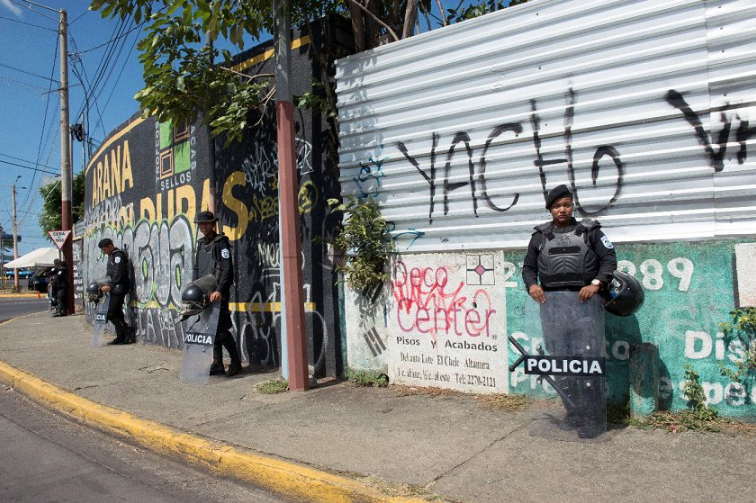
[335,0,756,252]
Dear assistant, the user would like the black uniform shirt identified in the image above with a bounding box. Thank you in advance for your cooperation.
[522,217,617,291]
[107,248,130,288]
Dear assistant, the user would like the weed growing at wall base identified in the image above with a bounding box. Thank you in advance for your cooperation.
[345,369,389,388]
[719,307,756,388]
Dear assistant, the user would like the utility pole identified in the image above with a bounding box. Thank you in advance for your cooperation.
[275,0,309,391]
[12,176,21,292]
[59,8,74,315]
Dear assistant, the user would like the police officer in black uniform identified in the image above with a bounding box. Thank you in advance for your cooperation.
[194,211,241,377]
[522,185,617,438]
[51,259,68,317]
[98,238,135,345]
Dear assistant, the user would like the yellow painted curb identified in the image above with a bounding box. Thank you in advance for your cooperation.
[0,360,428,503]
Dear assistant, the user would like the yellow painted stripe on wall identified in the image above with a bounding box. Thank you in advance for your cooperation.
[231,35,311,73]
[85,116,146,176]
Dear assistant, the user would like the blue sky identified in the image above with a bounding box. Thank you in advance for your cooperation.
[0,0,148,256]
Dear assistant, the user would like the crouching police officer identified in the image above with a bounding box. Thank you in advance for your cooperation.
[522,185,617,439]
[194,211,241,377]
[98,238,135,345]
[51,259,68,317]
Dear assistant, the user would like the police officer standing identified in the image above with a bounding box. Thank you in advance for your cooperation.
[98,238,135,345]
[51,259,68,317]
[194,211,241,377]
[522,185,617,439]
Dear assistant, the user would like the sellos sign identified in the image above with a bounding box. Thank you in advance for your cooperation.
[524,356,606,377]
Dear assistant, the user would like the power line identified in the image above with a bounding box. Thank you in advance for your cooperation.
[0,62,59,83]
[69,22,144,56]
[9,0,58,22]
[0,75,49,94]
[22,38,58,209]
[0,159,57,175]
[0,153,54,171]
[0,14,56,31]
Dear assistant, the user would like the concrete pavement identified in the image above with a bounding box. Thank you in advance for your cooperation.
[1,312,755,503]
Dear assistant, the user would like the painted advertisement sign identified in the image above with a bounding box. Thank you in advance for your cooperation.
[387,253,507,393]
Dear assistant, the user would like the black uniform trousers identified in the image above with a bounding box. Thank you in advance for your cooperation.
[107,286,131,340]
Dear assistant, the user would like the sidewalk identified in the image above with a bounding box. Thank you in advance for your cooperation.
[1,312,754,503]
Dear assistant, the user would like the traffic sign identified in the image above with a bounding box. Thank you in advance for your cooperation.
[48,230,71,250]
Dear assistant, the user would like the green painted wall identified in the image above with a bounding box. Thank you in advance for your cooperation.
[504,239,756,420]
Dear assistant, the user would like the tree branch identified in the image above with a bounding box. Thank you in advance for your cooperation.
[220,67,274,81]
[435,0,448,26]
[344,0,399,42]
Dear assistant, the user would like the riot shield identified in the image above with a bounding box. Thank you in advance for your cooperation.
[180,302,220,385]
[92,294,111,348]
[514,291,607,442]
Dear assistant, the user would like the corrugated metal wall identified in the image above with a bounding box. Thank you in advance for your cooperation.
[335,0,756,252]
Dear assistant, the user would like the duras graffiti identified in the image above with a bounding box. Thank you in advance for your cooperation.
[387,254,508,393]
[85,215,195,348]
[392,88,755,240]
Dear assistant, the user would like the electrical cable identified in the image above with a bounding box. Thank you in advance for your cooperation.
[0,62,59,83]
[0,14,56,31]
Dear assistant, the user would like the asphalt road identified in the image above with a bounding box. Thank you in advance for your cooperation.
[0,297,51,324]
[0,388,285,503]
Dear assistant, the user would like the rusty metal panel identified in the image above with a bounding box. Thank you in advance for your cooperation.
[335,0,756,252]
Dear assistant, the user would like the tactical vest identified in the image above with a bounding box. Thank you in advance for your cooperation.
[535,219,599,289]
[196,235,225,283]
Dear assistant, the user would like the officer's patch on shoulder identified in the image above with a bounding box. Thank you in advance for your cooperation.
[601,236,614,249]
[115,256,121,264]
[221,248,230,259]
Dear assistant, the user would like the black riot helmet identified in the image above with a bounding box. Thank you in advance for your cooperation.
[604,270,645,317]
[180,284,209,318]
[86,282,102,303]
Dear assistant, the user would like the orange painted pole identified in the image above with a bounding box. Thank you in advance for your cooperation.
[276,0,309,391]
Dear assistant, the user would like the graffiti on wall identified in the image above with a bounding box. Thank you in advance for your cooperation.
[395,88,753,226]
[386,253,508,393]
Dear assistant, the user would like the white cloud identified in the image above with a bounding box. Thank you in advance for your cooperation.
[1,0,24,18]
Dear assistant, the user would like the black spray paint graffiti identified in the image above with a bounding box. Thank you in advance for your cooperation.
[665,90,756,172]
[363,327,386,357]
[395,88,754,229]
[396,88,623,225]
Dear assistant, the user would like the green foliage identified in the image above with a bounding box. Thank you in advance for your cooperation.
[295,81,337,120]
[38,172,86,238]
[328,196,394,295]
[346,368,389,387]
[257,378,289,394]
[443,0,527,24]
[718,307,756,385]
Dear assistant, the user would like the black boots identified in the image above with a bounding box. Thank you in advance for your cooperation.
[212,333,242,377]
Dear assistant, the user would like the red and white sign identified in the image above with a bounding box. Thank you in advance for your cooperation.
[48,230,71,250]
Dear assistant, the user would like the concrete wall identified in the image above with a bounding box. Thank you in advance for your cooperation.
[336,0,756,417]
[83,28,345,376]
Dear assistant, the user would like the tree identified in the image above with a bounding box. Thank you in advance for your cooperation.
[38,172,86,239]
[90,0,527,144]
[0,223,11,254]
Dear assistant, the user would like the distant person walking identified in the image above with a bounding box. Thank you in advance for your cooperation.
[98,238,135,345]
